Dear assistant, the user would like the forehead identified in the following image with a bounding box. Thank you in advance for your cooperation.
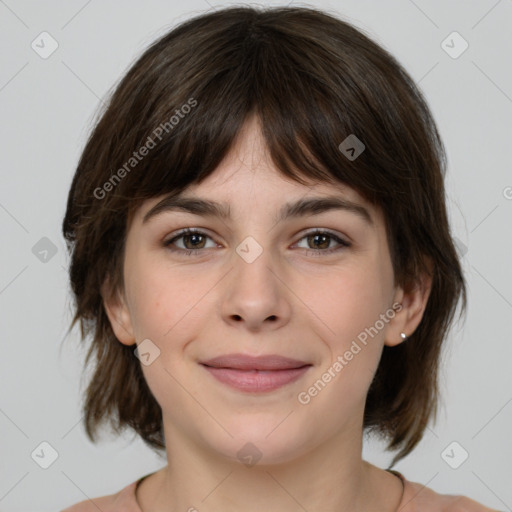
[135,160,377,230]
[132,181,382,249]
[131,115,382,229]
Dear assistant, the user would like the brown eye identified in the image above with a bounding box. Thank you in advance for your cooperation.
[295,230,350,256]
[180,233,207,250]
[307,233,330,250]
[164,229,217,255]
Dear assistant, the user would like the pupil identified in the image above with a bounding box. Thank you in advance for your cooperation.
[187,234,203,248]
[311,234,328,249]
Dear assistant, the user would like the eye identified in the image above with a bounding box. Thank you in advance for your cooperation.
[163,228,351,257]
[294,229,351,256]
[163,228,218,256]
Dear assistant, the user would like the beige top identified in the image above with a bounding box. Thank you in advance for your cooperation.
[60,470,501,512]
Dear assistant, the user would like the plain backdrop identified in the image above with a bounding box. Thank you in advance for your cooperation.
[0,1,511,510]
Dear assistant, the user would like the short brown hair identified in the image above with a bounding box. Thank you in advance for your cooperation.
[62,5,466,465]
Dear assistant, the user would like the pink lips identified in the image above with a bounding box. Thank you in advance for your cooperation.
[200,354,312,392]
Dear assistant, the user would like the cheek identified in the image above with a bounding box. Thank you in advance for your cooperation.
[123,252,178,339]
[125,254,216,348]
[296,271,391,422]
[124,261,205,406]
[307,255,394,387]
[316,262,392,340]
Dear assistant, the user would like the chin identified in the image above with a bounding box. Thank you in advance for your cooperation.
[208,417,317,467]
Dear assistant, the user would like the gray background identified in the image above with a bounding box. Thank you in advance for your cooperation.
[0,0,511,510]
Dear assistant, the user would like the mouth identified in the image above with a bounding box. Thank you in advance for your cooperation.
[199,353,312,392]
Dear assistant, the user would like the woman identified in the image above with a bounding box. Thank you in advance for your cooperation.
[61,6,498,511]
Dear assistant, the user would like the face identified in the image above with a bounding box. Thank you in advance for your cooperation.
[104,116,427,466]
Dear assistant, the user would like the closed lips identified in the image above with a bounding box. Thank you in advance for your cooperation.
[200,354,311,371]
[200,354,312,393]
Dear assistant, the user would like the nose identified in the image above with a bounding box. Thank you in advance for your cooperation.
[220,241,292,332]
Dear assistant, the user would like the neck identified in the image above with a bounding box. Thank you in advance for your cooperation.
[138,422,402,512]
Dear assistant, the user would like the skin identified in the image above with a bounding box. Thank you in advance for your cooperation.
[103,115,432,512]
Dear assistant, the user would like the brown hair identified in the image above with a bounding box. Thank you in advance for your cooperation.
[62,5,466,465]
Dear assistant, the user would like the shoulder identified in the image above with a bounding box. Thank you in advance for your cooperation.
[59,480,140,512]
[401,477,501,512]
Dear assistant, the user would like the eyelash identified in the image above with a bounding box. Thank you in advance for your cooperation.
[163,228,351,257]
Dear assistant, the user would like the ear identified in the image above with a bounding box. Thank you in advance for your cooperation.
[385,263,433,347]
[101,277,136,346]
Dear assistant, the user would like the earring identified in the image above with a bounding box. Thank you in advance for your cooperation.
[400,332,407,341]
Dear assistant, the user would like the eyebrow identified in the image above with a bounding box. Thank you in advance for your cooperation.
[142,193,373,225]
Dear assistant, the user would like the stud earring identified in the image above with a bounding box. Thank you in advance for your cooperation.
[400,332,407,341]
